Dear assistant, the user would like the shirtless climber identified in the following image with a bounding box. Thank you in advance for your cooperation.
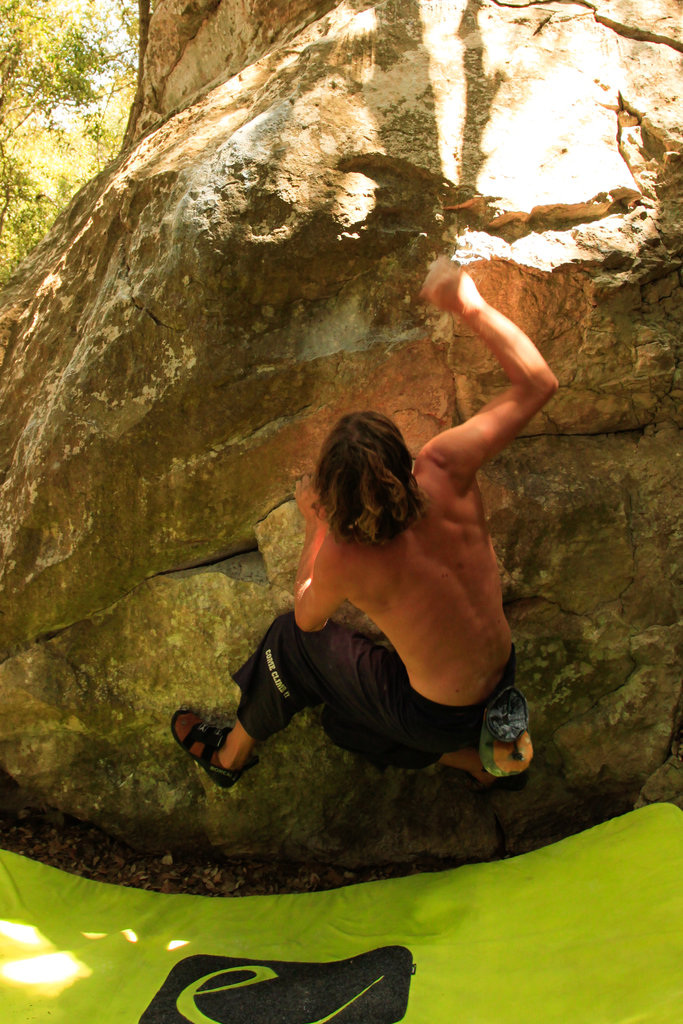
[172,257,558,789]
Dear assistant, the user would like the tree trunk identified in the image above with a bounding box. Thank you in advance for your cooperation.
[120,0,152,152]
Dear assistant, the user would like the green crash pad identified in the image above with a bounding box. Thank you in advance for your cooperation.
[0,803,681,1023]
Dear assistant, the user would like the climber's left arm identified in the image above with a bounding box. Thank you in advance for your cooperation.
[294,478,346,632]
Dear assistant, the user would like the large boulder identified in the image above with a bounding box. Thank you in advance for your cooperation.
[0,0,680,865]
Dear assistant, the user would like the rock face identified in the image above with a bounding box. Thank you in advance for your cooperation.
[0,0,681,865]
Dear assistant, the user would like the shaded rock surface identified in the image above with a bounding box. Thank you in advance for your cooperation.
[0,0,681,866]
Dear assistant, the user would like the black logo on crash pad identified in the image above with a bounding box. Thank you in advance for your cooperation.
[139,945,414,1023]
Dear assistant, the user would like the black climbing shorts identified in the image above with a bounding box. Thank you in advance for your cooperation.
[233,612,518,769]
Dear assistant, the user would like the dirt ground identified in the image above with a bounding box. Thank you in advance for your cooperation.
[0,808,457,898]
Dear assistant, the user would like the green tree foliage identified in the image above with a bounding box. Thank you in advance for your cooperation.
[0,0,141,284]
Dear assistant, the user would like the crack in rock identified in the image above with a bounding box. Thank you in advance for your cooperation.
[156,547,268,583]
[24,544,268,654]
[444,189,642,240]
[489,0,683,54]
[129,294,178,332]
[121,253,178,333]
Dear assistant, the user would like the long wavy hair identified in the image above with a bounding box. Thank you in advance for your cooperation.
[313,411,428,545]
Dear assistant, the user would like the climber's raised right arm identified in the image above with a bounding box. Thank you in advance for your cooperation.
[417,257,558,483]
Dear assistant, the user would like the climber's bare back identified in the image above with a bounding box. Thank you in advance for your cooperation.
[317,445,512,706]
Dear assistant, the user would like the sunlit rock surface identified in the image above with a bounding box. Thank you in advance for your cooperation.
[0,0,681,865]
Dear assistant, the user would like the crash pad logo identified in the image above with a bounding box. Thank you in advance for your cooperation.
[139,945,414,1023]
